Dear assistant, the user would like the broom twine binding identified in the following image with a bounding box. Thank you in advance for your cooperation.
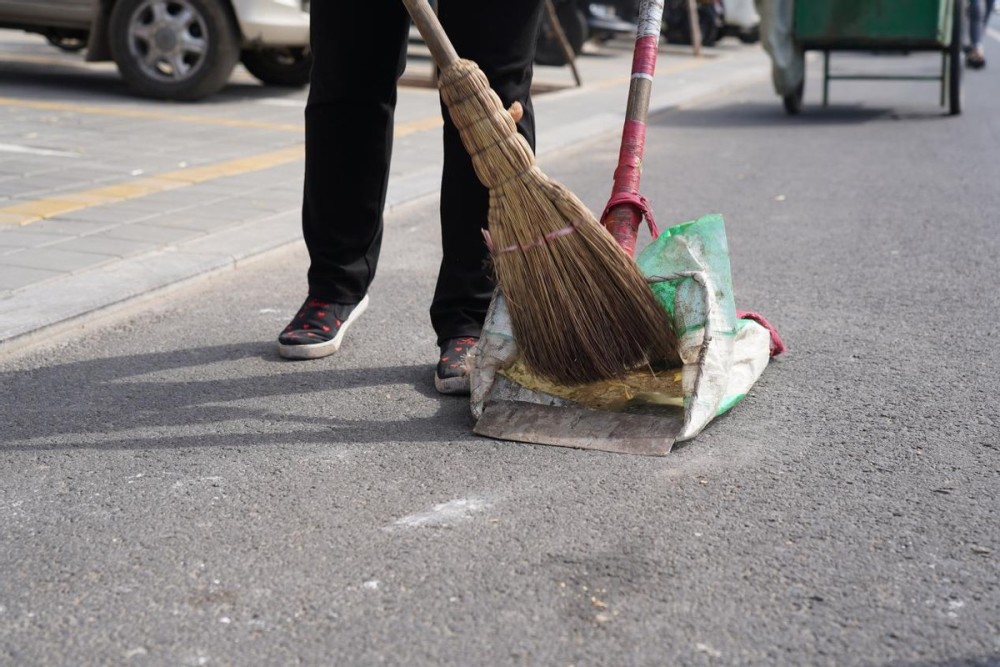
[440,60,535,188]
[481,218,583,255]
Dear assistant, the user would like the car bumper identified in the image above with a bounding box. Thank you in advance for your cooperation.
[233,0,310,47]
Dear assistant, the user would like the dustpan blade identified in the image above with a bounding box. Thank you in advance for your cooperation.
[473,400,681,456]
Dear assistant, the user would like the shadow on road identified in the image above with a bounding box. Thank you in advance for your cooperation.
[650,101,895,129]
[0,65,132,99]
[0,342,478,452]
[881,656,1000,667]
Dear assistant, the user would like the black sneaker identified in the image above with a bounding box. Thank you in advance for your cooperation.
[435,336,478,395]
[277,295,369,360]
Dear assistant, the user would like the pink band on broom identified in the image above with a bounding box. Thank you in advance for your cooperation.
[481,218,584,255]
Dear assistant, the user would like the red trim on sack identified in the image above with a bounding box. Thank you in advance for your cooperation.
[738,311,787,357]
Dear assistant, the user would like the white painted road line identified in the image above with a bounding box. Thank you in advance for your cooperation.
[392,497,492,528]
[0,143,79,157]
[255,98,306,107]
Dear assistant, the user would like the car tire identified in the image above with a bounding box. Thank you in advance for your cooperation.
[241,47,312,87]
[108,0,240,101]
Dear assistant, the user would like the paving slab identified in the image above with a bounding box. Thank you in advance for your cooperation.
[0,264,60,291]
[3,246,114,272]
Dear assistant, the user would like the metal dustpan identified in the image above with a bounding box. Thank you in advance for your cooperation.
[473,384,684,457]
[470,214,784,456]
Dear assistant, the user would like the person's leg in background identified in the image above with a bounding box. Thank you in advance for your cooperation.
[278,0,411,359]
[968,0,988,68]
[430,0,546,393]
[754,0,805,96]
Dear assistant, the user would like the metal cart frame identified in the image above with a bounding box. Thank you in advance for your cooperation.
[785,0,963,115]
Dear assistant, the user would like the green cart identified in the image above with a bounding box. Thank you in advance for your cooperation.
[786,0,963,115]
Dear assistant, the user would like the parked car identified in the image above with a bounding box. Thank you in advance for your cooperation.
[0,0,311,100]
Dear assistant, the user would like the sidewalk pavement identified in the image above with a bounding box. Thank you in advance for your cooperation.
[0,33,770,355]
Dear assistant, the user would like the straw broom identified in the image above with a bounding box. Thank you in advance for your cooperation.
[404,0,680,385]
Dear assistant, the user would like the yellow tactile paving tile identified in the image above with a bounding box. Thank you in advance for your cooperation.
[0,199,84,219]
[0,212,35,225]
[44,191,120,207]
[87,178,187,199]
[0,145,306,225]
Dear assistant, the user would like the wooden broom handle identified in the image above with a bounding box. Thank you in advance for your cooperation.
[400,0,460,69]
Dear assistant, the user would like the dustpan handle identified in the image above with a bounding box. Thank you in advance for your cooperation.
[400,0,460,69]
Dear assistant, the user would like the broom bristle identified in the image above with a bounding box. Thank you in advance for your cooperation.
[440,60,680,385]
[490,171,680,384]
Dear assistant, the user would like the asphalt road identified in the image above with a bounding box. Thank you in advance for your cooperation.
[2,44,999,667]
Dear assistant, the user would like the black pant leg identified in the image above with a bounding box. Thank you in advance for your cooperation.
[303,0,410,304]
[430,0,545,344]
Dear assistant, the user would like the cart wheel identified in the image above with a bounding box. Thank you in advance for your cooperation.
[783,80,804,115]
[948,0,963,115]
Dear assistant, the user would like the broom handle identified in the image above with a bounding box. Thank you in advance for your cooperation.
[400,0,460,69]
[602,0,665,257]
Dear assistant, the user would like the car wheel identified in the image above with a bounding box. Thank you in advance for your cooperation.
[108,0,240,101]
[241,47,312,87]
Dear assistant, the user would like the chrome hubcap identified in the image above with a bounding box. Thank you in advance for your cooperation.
[127,0,208,82]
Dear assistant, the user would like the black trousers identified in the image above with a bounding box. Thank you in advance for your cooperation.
[303,0,544,345]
